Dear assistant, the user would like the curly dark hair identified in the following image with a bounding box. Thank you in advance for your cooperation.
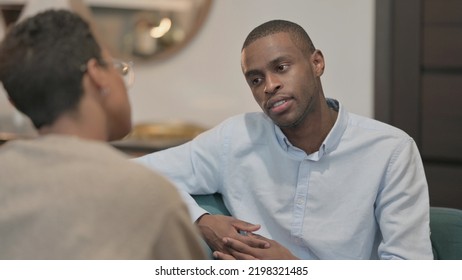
[0,9,104,128]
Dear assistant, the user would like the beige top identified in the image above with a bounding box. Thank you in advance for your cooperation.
[0,135,206,259]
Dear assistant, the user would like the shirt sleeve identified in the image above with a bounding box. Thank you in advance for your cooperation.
[375,138,434,259]
[133,124,226,222]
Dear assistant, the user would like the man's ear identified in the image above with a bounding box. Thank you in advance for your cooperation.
[85,58,107,89]
[311,49,325,77]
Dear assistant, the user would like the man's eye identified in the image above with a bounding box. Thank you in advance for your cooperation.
[251,78,262,85]
[277,64,289,72]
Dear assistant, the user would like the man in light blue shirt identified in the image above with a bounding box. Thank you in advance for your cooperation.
[135,20,433,259]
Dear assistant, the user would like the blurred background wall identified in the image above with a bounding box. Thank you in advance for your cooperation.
[0,0,374,131]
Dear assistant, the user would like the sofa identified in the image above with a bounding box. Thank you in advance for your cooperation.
[192,194,462,260]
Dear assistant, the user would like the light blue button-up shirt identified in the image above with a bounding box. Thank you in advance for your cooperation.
[135,100,433,259]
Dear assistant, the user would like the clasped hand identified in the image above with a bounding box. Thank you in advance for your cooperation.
[196,214,298,260]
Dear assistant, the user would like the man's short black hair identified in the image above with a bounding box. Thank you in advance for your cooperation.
[242,19,315,56]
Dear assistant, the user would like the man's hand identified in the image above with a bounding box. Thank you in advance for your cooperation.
[196,214,269,254]
[213,233,299,260]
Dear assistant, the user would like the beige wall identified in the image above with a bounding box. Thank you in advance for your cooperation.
[0,0,375,132]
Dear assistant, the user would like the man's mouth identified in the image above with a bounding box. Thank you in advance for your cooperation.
[268,97,292,113]
[272,100,287,108]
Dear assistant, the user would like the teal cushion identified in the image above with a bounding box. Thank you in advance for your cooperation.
[192,193,231,216]
[430,207,462,260]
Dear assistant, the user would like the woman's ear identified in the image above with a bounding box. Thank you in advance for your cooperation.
[85,58,107,90]
[311,49,325,77]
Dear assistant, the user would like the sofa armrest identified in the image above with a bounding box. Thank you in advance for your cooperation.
[192,193,231,216]
[430,207,462,260]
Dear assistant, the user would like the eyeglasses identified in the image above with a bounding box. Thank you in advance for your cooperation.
[80,58,135,88]
[111,59,135,88]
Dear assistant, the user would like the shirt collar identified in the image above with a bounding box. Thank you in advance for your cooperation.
[274,98,348,159]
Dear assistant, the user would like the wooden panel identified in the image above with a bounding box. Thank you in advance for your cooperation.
[422,74,462,160]
[374,0,422,142]
[424,0,462,24]
[423,26,462,69]
[376,0,462,211]
[425,163,462,210]
[391,0,422,142]
[374,0,393,122]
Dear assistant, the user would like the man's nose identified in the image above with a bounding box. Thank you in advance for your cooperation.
[264,74,282,95]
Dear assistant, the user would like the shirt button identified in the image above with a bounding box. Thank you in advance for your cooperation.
[296,198,304,205]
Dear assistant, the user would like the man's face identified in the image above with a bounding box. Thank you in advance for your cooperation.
[241,32,324,128]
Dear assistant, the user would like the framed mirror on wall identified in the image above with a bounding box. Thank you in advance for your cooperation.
[90,0,212,61]
[0,0,213,61]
